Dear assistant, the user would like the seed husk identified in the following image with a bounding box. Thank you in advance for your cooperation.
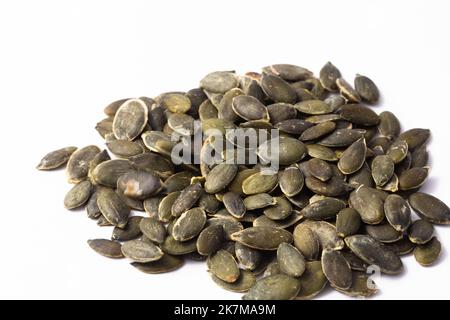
[222,192,246,218]
[200,71,238,94]
[371,155,395,187]
[121,239,164,263]
[171,182,203,217]
[399,128,431,151]
[87,239,124,259]
[365,223,403,243]
[260,72,297,104]
[211,270,256,293]
[235,242,262,271]
[64,180,92,209]
[207,249,240,283]
[160,235,197,255]
[321,248,352,290]
[414,237,441,266]
[349,186,385,225]
[336,208,361,238]
[354,74,380,104]
[340,104,380,126]
[243,274,301,300]
[205,163,238,194]
[319,62,341,91]
[294,100,332,115]
[113,98,148,140]
[338,137,367,175]
[112,216,143,241]
[336,78,361,102]
[384,194,411,232]
[66,145,101,183]
[243,193,276,210]
[301,197,346,220]
[318,129,365,148]
[231,226,293,250]
[399,167,429,190]
[277,242,306,277]
[296,261,328,300]
[37,146,77,170]
[139,217,166,244]
[131,254,184,274]
[195,224,224,256]
[345,235,403,274]
[264,196,292,220]
[300,121,336,141]
[409,192,450,224]
[242,171,278,195]
[96,187,130,228]
[408,219,434,244]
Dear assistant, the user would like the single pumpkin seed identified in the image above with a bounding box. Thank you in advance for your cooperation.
[384,194,411,232]
[207,249,240,283]
[409,192,450,224]
[319,62,341,91]
[340,104,379,126]
[117,170,161,200]
[205,163,238,194]
[336,208,361,237]
[231,226,293,250]
[242,171,278,195]
[264,196,292,220]
[296,261,328,299]
[200,71,238,94]
[321,248,352,290]
[67,145,101,183]
[131,254,184,274]
[160,235,197,255]
[336,78,361,102]
[354,74,379,104]
[293,224,320,261]
[371,155,395,187]
[277,242,306,277]
[408,219,434,244]
[112,216,143,241]
[242,274,301,300]
[140,217,167,244]
[300,220,345,250]
[87,239,124,259]
[112,98,148,140]
[196,224,224,256]
[349,186,385,225]
[235,242,262,271]
[260,72,297,104]
[365,224,403,243]
[414,237,441,266]
[171,182,203,217]
[210,270,256,293]
[294,100,332,115]
[96,187,130,228]
[301,197,346,220]
[243,193,276,210]
[398,167,429,190]
[300,121,336,141]
[64,180,92,209]
[37,146,77,170]
[398,128,431,151]
[121,239,164,263]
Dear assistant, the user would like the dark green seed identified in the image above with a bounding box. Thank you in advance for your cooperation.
[409,192,450,224]
[336,208,361,237]
[207,249,240,283]
[408,219,434,244]
[64,180,92,209]
[231,226,293,250]
[131,254,184,274]
[277,243,306,277]
[37,146,77,170]
[196,224,224,256]
[414,237,441,266]
[235,242,262,271]
[205,163,238,194]
[140,217,167,244]
[243,274,301,300]
[319,62,341,91]
[171,182,203,217]
[354,74,380,104]
[263,197,292,220]
[300,121,336,141]
[121,239,164,263]
[88,239,124,259]
[340,104,379,126]
[349,186,385,225]
[301,197,346,220]
[384,194,411,232]
[296,261,328,299]
[398,167,428,190]
[399,128,431,151]
[112,216,143,241]
[365,224,403,243]
[210,270,256,293]
[172,207,206,241]
[261,72,297,104]
[223,192,246,218]
[321,248,352,290]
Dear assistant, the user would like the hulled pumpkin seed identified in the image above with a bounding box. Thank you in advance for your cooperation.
[37,146,77,170]
[349,186,385,225]
[207,249,240,283]
[67,145,101,183]
[97,188,130,228]
[414,237,441,266]
[354,74,379,104]
[277,243,306,277]
[293,224,320,261]
[223,192,246,218]
[91,159,134,188]
[301,220,345,250]
[398,167,428,190]
[113,99,148,140]
[231,226,293,250]
[321,248,352,290]
[296,261,328,299]
[131,254,184,274]
[172,207,206,242]
[210,270,256,293]
[232,95,269,121]
[200,71,237,94]
[399,128,430,151]
[338,138,367,175]
[365,224,403,243]
[340,104,379,126]
[171,182,203,217]
[243,274,301,300]
[267,103,297,124]
[384,194,411,232]
[160,235,197,255]
[408,219,434,244]
[294,100,332,115]
[117,170,161,200]
[261,72,297,104]
[87,239,124,259]
[243,193,276,210]
[409,192,450,224]
[301,197,346,220]
[121,239,164,263]
[140,217,167,244]
[336,208,361,238]
[371,155,395,187]
[242,171,278,195]
[112,216,143,241]
[336,78,361,102]
[319,62,341,91]
[235,242,262,271]
[318,129,365,148]
[205,163,238,194]
[64,180,92,209]
[263,196,292,220]
[300,121,336,141]
[196,224,224,256]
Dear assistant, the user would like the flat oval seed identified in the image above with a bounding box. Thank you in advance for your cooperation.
[97,188,130,228]
[243,193,276,210]
[243,274,301,300]
[172,207,206,241]
[307,144,339,161]
[121,239,163,263]
[293,224,320,261]
[304,176,352,197]
[64,180,92,209]
[378,111,401,139]
[106,140,143,158]
[131,254,184,274]
[340,104,379,126]
[384,194,411,232]
[318,129,365,148]
[257,137,306,166]
[321,248,352,290]
[92,159,134,188]
[242,172,278,195]
[160,235,197,255]
[204,163,238,194]
[112,98,148,140]
[88,239,124,259]
[279,166,304,197]
[409,192,450,224]
[235,242,262,271]
[386,139,408,164]
[336,208,361,237]
[341,251,369,271]
[300,121,336,141]
[232,95,269,121]
[217,88,244,122]
[171,182,203,217]
[231,226,293,250]
[162,93,191,114]
[399,128,431,151]
[349,186,385,225]
[336,78,361,102]
[264,64,313,81]
[197,224,224,256]
[208,217,243,241]
[383,238,416,256]
[307,158,333,182]
[207,250,240,283]
[140,217,166,244]
[294,100,332,115]
[338,138,367,175]
[301,197,346,220]
[275,119,313,135]
[371,155,395,187]
[117,170,161,200]
[37,146,77,170]
[198,99,218,121]
[411,145,429,168]
[210,270,256,293]
[354,74,379,104]
[261,72,297,104]
[300,220,345,250]
[414,237,441,266]
[349,162,374,188]
[67,145,101,183]
[296,261,328,300]
[399,167,429,190]
[200,71,238,94]
[164,171,194,193]
[319,62,341,91]
[223,192,246,218]
[167,113,195,135]
[264,197,292,220]
[365,224,403,243]
[267,103,297,124]
[408,219,434,244]
[345,235,403,274]
[112,216,143,241]
[277,243,306,277]
[158,191,180,223]
[332,272,378,298]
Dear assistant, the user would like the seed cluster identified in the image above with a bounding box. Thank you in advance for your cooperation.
[37,63,450,299]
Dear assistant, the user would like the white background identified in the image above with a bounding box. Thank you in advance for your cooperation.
[1,0,450,299]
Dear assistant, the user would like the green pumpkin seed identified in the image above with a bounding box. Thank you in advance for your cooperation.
[261,72,297,104]
[161,93,191,114]
[300,220,345,250]
[143,197,162,218]
[231,226,293,250]
[87,239,124,259]
[64,180,92,209]
[349,186,384,225]
[340,104,379,126]
[205,163,238,194]
[336,78,361,102]
[257,136,306,166]
[301,197,346,220]
[325,95,346,111]
[354,74,379,104]
[296,261,328,299]
[200,71,238,94]
[274,119,312,135]
[384,194,411,232]
[345,235,403,274]
[196,224,224,256]
[116,170,161,200]
[253,210,303,229]
[158,191,180,222]
[231,95,269,121]
[414,237,441,266]
[277,243,306,277]
[243,274,301,300]
[365,224,403,243]
[399,167,428,190]
[86,190,101,219]
[408,219,434,244]
[37,146,77,170]
[319,62,341,91]
[106,140,143,158]
[96,188,130,228]
[349,162,374,188]
[340,251,369,271]
[338,138,367,175]
[207,218,244,240]
[217,88,244,122]
[160,235,197,255]
[164,171,194,193]
[321,248,352,290]
[278,166,304,197]
[306,158,333,182]
[243,193,276,210]
[112,98,148,140]
[198,192,221,214]
[383,238,416,256]
[294,100,332,115]
[409,192,450,224]
[131,254,184,274]
[305,176,352,197]
[386,139,408,164]
[378,111,400,139]
[336,208,361,237]
[264,64,312,81]
[221,192,245,218]
[167,113,195,136]
[210,270,256,293]
[242,171,278,195]
[411,145,429,168]
[318,129,366,148]
[306,144,339,161]
[121,239,163,263]
[300,121,336,141]
[139,217,166,244]
[112,216,143,241]
[371,155,395,187]
[171,182,203,217]
[172,207,206,242]
[333,272,378,298]
[103,98,129,116]
[264,197,292,220]
[198,99,218,121]
[399,128,431,151]
[67,145,101,183]
[91,159,134,188]
[293,224,320,261]
[267,103,297,124]
[235,242,262,271]
[207,249,240,283]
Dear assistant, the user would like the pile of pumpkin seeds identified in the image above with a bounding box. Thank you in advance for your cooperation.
[37,63,450,300]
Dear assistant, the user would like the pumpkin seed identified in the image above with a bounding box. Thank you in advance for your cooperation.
[336,208,361,237]
[232,95,269,121]
[160,235,197,255]
[235,242,262,271]
[243,193,276,210]
[301,220,345,250]
[349,186,385,225]
[243,274,301,300]
[140,217,166,244]
[161,93,191,114]
[264,64,313,81]
[64,180,92,209]
[261,72,297,104]
[340,104,379,126]
[365,223,403,243]
[399,128,431,151]
[91,159,134,188]
[131,254,184,274]
[333,272,378,298]
[112,216,143,241]
[97,187,130,228]
[121,239,164,263]
[306,144,339,161]
[37,146,77,170]
[117,170,161,200]
[113,98,148,140]
[267,103,297,124]
[399,167,428,190]
[321,248,352,290]
[87,239,124,259]
[207,249,240,283]
[171,182,203,217]
[294,100,332,115]
[264,196,292,220]
[318,129,365,148]
[319,62,341,91]
[336,78,361,102]
[277,243,306,277]
[409,192,450,224]
[196,224,224,256]
[205,163,238,194]
[210,270,256,293]
[300,121,336,141]
[296,261,328,299]
[338,137,367,175]
[386,139,408,164]
[242,171,278,195]
[371,155,395,187]
[67,145,101,183]
[384,194,411,232]
[158,191,180,223]
[301,197,346,220]
[408,219,434,244]
[231,226,293,250]
[354,74,379,104]
[414,237,441,266]
[172,207,206,242]
[200,71,238,94]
